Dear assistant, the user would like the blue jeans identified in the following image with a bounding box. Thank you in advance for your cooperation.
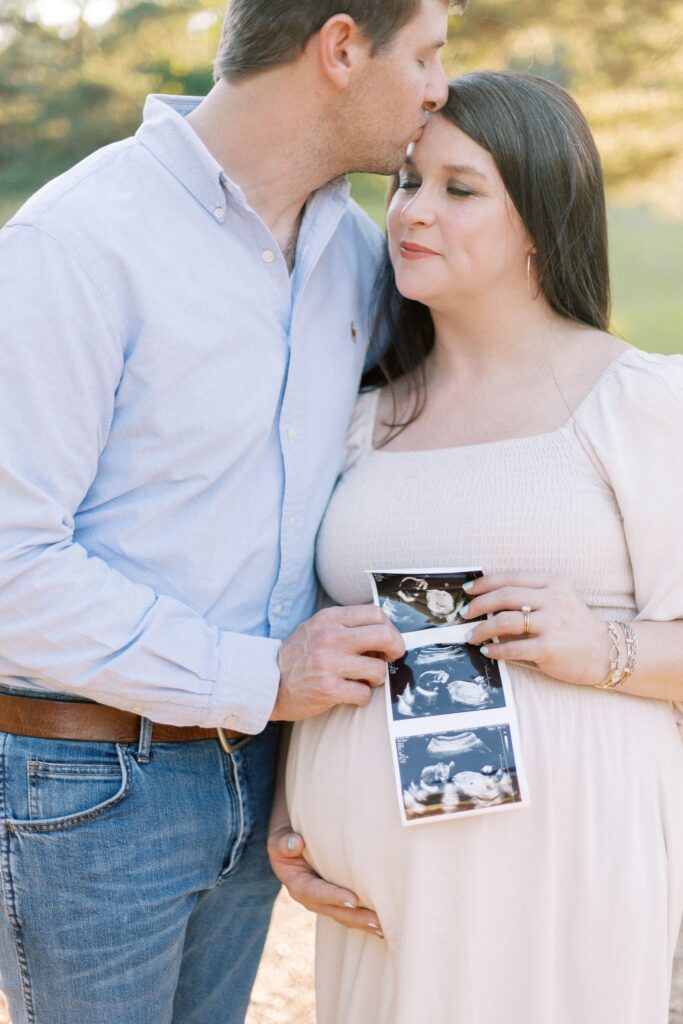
[0,723,281,1024]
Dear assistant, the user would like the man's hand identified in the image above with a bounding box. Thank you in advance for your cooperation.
[272,605,404,721]
[268,826,384,938]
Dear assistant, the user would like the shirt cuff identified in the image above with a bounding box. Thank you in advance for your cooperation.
[203,630,282,734]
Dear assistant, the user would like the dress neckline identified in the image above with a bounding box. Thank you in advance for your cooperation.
[367,347,635,457]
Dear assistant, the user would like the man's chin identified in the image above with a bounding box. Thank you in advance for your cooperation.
[353,136,425,177]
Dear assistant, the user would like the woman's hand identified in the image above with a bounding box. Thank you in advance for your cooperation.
[267,826,384,938]
[461,571,611,687]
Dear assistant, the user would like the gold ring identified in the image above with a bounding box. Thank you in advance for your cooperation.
[521,605,532,635]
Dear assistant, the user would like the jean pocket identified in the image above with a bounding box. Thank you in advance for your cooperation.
[8,745,130,834]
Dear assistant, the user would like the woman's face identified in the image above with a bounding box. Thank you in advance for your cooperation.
[387,115,532,311]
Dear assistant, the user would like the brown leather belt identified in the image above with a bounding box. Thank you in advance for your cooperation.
[0,692,249,748]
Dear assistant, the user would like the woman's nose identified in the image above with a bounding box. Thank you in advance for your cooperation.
[401,191,436,227]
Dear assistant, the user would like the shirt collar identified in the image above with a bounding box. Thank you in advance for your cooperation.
[135,93,351,219]
[136,95,227,217]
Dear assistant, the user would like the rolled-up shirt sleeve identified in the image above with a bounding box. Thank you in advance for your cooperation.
[0,224,280,732]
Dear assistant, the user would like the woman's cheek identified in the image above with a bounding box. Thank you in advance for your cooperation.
[386,205,403,262]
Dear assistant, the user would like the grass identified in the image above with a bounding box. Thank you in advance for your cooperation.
[0,193,26,226]
[3,181,682,355]
[607,205,683,354]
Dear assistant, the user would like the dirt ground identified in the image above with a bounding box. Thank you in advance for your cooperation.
[0,892,680,1023]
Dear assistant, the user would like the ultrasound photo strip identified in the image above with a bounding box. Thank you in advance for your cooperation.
[368,567,530,827]
[371,568,485,636]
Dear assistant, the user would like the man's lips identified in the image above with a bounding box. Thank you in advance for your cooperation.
[400,241,440,259]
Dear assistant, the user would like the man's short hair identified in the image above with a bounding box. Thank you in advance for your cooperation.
[214,1,450,83]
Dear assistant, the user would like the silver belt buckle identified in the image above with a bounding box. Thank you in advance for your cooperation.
[216,727,252,754]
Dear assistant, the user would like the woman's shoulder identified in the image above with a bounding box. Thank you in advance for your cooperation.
[569,341,683,490]
[609,344,683,387]
[576,342,683,427]
[341,389,380,473]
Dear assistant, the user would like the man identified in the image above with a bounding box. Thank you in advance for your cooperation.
[0,1,451,1021]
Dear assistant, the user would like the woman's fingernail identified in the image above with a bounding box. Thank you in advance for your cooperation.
[462,581,474,591]
[464,630,473,641]
[375,932,385,939]
[367,922,379,929]
[480,645,489,656]
[286,835,297,852]
[343,901,356,909]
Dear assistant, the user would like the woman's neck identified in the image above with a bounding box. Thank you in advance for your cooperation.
[427,296,564,387]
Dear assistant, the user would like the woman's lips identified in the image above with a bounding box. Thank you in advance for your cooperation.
[400,241,440,259]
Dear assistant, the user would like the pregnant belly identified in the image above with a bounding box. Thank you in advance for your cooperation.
[286,686,404,911]
[285,670,683,931]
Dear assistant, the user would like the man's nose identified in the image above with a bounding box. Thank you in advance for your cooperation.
[423,65,449,112]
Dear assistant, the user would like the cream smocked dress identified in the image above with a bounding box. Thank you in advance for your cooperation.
[286,348,683,1024]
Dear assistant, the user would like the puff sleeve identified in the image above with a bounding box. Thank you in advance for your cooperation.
[339,390,379,475]
[574,349,683,721]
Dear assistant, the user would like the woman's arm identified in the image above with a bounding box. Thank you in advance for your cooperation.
[461,571,683,702]
[615,622,683,702]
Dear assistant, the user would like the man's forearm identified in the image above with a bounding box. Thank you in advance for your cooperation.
[0,532,281,730]
[0,224,281,732]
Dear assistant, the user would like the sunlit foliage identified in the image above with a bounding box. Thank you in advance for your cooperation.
[1,0,682,213]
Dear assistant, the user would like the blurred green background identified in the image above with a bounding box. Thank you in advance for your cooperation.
[1,0,682,352]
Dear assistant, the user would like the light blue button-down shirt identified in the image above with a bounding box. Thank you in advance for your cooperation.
[0,94,382,732]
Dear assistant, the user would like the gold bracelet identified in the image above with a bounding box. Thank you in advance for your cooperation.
[615,621,637,687]
[594,621,622,689]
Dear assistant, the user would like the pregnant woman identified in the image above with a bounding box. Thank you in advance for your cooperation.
[275,72,683,1023]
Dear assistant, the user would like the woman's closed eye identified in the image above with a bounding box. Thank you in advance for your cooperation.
[447,184,477,198]
[398,178,478,198]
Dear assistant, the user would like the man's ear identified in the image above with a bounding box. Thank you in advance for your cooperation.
[315,14,371,91]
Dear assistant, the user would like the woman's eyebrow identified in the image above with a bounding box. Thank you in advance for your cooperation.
[402,157,488,180]
[442,164,487,179]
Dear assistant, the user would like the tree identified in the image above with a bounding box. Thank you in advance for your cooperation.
[447,0,683,212]
[0,0,682,212]
[0,0,221,190]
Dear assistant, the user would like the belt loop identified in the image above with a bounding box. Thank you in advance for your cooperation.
[136,716,153,763]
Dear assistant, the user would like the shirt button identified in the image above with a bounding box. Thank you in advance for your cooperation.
[214,207,225,221]
[274,604,284,615]
[262,249,275,263]
[131,706,142,715]
[287,426,298,440]
[289,515,298,528]
[224,713,238,726]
